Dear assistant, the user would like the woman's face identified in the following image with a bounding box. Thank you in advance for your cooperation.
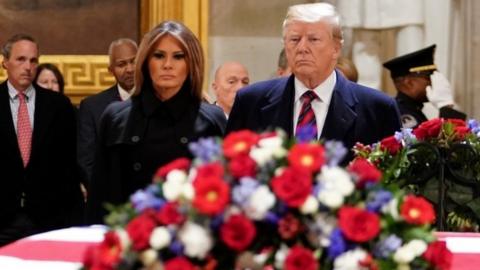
[36,69,60,92]
[148,35,188,101]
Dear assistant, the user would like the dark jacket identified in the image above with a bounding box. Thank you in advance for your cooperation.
[77,85,121,183]
[86,85,226,224]
[0,81,83,232]
[396,92,467,129]
[227,70,402,158]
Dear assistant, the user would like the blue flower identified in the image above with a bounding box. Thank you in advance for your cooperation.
[468,119,480,136]
[327,228,347,259]
[188,137,221,163]
[232,177,260,206]
[374,234,402,258]
[130,186,165,212]
[366,189,393,212]
[396,128,416,146]
[169,240,184,256]
[324,140,347,166]
[296,125,317,143]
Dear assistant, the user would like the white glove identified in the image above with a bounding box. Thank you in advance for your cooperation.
[426,71,454,108]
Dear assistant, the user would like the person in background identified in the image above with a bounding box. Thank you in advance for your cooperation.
[212,61,250,118]
[276,48,292,77]
[383,44,466,128]
[336,57,358,82]
[34,63,65,93]
[226,3,401,162]
[86,21,226,224]
[77,38,137,186]
[0,34,83,246]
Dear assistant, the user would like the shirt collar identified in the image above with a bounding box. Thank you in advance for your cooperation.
[294,70,336,103]
[117,84,134,101]
[7,81,35,101]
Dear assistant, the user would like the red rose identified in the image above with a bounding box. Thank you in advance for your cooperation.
[413,118,443,140]
[164,257,195,270]
[83,231,122,270]
[454,126,470,140]
[278,213,303,240]
[154,158,190,180]
[338,206,380,242]
[156,202,185,225]
[126,211,157,251]
[348,158,382,188]
[228,154,257,179]
[223,130,259,158]
[380,135,402,155]
[193,175,230,215]
[400,195,436,225]
[221,214,256,251]
[423,241,452,270]
[271,167,312,208]
[284,245,318,270]
[287,143,325,173]
[196,162,224,179]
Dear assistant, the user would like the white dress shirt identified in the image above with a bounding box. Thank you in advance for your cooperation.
[293,71,336,138]
[118,85,134,101]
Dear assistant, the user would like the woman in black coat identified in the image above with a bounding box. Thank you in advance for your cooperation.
[86,21,226,224]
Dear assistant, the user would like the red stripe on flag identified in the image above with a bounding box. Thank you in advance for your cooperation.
[0,240,98,262]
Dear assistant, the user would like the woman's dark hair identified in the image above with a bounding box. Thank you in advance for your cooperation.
[34,63,65,94]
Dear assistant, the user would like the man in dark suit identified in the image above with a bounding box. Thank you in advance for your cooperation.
[77,38,137,184]
[0,34,83,246]
[227,3,401,159]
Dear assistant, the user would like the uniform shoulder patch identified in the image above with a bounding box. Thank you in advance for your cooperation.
[401,114,418,128]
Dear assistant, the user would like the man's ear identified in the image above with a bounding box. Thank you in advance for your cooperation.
[1,60,6,69]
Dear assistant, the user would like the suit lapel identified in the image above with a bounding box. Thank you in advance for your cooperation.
[0,81,22,163]
[30,87,53,162]
[320,72,357,142]
[260,76,295,136]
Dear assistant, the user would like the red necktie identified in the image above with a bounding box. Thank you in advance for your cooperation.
[295,90,318,141]
[17,92,32,167]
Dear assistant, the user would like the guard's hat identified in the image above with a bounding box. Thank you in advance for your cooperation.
[383,44,437,79]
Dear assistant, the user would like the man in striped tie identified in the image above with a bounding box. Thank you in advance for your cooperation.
[0,34,84,246]
[227,2,401,162]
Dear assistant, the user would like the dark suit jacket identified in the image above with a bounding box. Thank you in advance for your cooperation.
[77,85,121,183]
[227,71,402,158]
[0,81,83,232]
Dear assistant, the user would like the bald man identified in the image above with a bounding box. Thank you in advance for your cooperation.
[212,61,250,118]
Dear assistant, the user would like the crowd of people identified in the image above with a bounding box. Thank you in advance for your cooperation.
[0,2,466,246]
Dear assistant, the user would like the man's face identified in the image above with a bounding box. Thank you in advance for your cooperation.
[2,40,39,91]
[212,62,250,115]
[403,75,431,102]
[284,20,340,86]
[109,43,137,91]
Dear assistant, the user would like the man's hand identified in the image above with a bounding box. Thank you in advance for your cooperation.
[426,71,454,108]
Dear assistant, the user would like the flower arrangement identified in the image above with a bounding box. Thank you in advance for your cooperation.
[355,118,480,232]
[83,130,451,270]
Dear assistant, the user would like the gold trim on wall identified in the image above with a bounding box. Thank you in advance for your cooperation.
[0,55,115,105]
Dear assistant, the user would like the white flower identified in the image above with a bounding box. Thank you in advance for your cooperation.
[139,249,157,266]
[382,197,400,220]
[114,228,131,251]
[318,166,354,196]
[333,248,367,270]
[393,245,416,264]
[149,227,171,250]
[317,190,344,209]
[163,170,188,201]
[250,147,273,166]
[246,185,276,220]
[181,182,195,201]
[178,222,213,259]
[300,195,319,214]
[274,244,289,269]
[405,239,428,256]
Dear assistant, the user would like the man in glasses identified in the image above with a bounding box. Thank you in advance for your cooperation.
[383,44,466,128]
